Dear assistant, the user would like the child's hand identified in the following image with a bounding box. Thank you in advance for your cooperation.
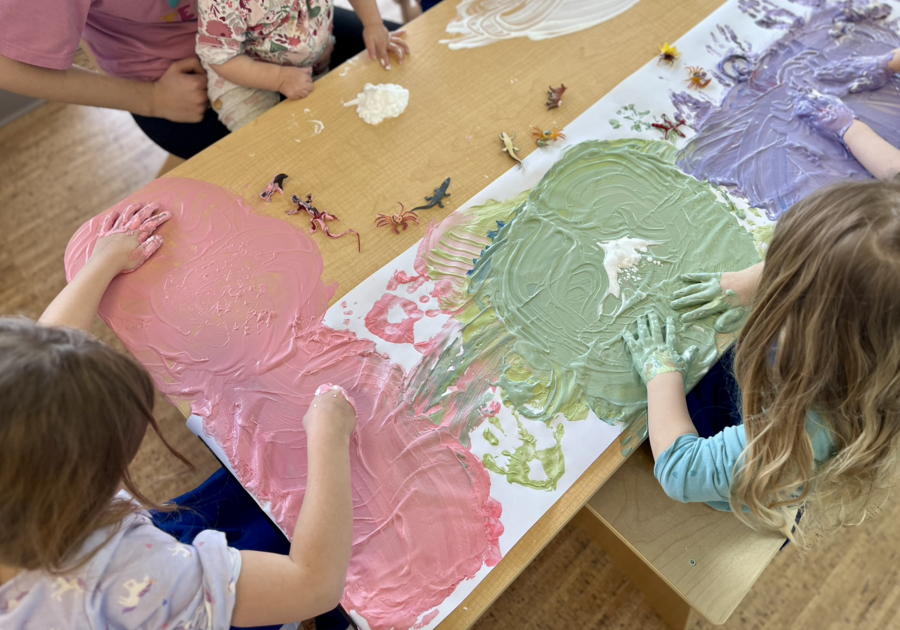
[815,52,895,93]
[303,385,358,441]
[151,57,209,123]
[362,25,410,70]
[671,272,748,333]
[92,202,171,274]
[623,312,699,385]
[277,66,314,100]
[793,88,856,143]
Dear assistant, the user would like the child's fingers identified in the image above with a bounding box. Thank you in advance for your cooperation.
[665,316,677,352]
[636,313,649,344]
[679,272,715,282]
[138,211,172,242]
[138,235,164,263]
[119,202,145,228]
[683,345,700,365]
[622,330,638,353]
[132,202,160,228]
[365,36,377,61]
[101,209,121,233]
[648,311,662,343]
[378,41,391,69]
[390,42,406,65]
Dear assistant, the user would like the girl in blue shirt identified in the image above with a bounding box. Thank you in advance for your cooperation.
[623,177,900,540]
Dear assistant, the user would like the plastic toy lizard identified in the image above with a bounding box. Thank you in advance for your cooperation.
[500,132,523,167]
[411,177,452,211]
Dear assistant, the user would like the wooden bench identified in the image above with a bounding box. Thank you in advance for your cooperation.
[573,441,786,628]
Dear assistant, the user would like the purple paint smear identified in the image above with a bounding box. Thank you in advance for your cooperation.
[675,2,900,219]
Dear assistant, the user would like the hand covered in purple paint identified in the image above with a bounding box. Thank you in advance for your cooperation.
[815,52,895,93]
[623,311,699,385]
[92,202,171,274]
[793,88,856,143]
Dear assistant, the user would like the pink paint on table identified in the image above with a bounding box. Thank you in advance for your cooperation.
[64,178,502,630]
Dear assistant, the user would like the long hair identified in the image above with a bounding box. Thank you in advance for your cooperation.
[0,318,190,573]
[731,177,900,540]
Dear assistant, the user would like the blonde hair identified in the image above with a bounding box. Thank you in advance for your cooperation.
[731,177,900,541]
[0,318,189,573]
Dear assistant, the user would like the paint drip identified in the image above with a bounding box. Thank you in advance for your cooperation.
[441,0,642,49]
[64,179,502,630]
[675,3,900,218]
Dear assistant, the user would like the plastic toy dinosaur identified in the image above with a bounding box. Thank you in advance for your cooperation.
[411,177,452,211]
[499,132,523,167]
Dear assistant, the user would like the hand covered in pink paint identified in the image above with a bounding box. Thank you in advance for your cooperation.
[815,52,895,93]
[93,202,171,274]
[277,66,314,100]
[793,88,856,143]
[304,386,358,440]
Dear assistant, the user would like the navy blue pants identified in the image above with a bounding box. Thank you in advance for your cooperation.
[133,8,401,159]
[151,468,350,630]
[685,347,743,438]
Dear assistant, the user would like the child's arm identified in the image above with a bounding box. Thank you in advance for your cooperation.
[623,312,700,459]
[39,203,171,331]
[347,0,410,70]
[670,263,763,333]
[231,390,357,625]
[211,56,314,100]
[794,88,900,179]
[0,54,208,122]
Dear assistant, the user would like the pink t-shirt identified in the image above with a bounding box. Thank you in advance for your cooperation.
[0,0,199,81]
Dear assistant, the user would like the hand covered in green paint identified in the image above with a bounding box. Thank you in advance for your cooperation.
[623,311,699,385]
[671,272,748,333]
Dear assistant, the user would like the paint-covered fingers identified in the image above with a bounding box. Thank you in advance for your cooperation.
[118,202,146,230]
[636,312,650,345]
[792,88,856,141]
[647,311,664,344]
[101,209,121,233]
[121,235,164,273]
[664,316,678,353]
[137,210,172,243]
[814,53,895,93]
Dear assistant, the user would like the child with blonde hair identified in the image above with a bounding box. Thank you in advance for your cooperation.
[0,202,358,629]
[624,177,900,539]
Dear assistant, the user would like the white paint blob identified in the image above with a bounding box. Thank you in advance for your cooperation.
[598,236,661,299]
[344,83,410,125]
[441,0,642,50]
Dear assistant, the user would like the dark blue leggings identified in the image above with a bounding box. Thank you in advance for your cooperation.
[151,468,351,630]
[685,347,743,438]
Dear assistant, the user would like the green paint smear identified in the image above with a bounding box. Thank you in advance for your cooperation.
[487,416,504,432]
[415,139,760,484]
[483,420,566,491]
[483,428,500,446]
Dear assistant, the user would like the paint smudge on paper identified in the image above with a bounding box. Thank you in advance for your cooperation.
[365,293,424,345]
[64,179,502,630]
[676,3,900,218]
[441,0,642,50]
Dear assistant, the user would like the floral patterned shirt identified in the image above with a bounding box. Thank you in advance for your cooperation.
[197,0,334,69]
[0,497,241,630]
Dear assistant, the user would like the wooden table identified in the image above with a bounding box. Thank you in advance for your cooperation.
[166,0,729,626]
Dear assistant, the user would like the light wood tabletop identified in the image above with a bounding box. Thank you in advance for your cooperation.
[166,0,729,627]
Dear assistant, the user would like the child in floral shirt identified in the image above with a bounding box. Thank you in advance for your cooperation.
[197,0,409,130]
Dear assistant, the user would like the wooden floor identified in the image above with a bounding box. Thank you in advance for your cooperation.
[2,101,900,630]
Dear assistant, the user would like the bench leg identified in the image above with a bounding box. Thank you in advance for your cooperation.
[573,508,698,630]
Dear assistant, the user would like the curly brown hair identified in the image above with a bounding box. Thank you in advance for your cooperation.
[732,177,900,540]
[0,318,189,573]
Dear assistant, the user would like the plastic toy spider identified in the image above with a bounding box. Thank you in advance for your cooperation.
[287,194,360,251]
[532,125,566,147]
[375,202,420,235]
[686,66,712,90]
[658,43,680,66]
[651,114,687,140]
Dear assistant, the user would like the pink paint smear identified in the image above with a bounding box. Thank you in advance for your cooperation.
[65,178,503,630]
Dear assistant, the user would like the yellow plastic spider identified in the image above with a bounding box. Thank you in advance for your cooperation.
[658,42,680,66]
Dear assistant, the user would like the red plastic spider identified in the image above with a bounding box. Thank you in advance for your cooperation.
[686,66,712,90]
[287,194,360,252]
[375,202,420,235]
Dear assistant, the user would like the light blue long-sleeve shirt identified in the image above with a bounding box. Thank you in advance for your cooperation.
[654,413,836,511]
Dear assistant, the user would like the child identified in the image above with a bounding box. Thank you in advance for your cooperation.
[196,0,411,131]
[0,202,358,629]
[795,48,900,179]
[623,176,900,539]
